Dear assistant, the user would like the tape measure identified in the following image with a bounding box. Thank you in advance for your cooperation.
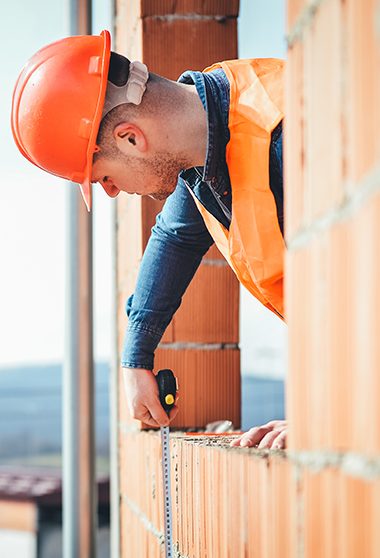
[156,369,177,558]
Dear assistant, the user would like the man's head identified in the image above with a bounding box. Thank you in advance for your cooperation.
[92,52,192,201]
[11,30,206,209]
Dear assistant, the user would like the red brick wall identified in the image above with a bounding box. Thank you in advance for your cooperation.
[115,0,240,432]
[115,1,380,556]
[120,431,293,558]
[286,0,380,555]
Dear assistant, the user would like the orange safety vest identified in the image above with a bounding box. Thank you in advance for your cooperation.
[189,59,285,319]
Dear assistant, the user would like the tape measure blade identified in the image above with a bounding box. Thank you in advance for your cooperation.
[161,426,173,558]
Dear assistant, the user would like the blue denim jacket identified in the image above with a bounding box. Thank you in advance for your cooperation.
[121,68,283,370]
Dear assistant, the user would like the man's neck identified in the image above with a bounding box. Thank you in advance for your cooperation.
[167,82,208,168]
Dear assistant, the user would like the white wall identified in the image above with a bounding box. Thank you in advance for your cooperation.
[0,529,36,558]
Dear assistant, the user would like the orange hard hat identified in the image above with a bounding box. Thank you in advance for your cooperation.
[11,30,111,211]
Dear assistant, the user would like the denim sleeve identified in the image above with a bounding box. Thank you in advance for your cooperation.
[121,177,214,370]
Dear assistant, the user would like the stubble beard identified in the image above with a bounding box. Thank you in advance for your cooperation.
[146,151,191,200]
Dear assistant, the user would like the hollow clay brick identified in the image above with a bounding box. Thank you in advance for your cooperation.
[142,18,238,79]
[287,0,307,31]
[350,195,380,454]
[346,0,380,184]
[173,263,239,343]
[325,222,354,451]
[140,0,240,17]
[284,40,305,241]
[306,469,338,558]
[154,348,241,428]
[302,0,344,224]
[288,204,380,454]
[286,247,313,450]
[302,469,380,558]
[122,501,162,558]
[288,225,354,451]
[340,474,373,558]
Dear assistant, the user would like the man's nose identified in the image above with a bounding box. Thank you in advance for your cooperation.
[101,178,120,198]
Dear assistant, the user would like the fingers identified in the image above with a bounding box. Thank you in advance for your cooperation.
[265,420,287,429]
[149,398,171,427]
[169,405,179,422]
[258,429,284,449]
[122,367,179,427]
[138,411,161,429]
[133,401,178,428]
[146,396,179,427]
[271,429,287,449]
[235,425,272,448]
[230,420,288,450]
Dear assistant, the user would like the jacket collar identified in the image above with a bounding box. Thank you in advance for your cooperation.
[177,69,230,191]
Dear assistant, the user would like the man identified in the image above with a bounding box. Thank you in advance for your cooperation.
[12,30,287,449]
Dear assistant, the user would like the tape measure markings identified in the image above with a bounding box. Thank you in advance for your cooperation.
[161,425,173,557]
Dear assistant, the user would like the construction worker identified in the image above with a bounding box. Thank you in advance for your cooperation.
[11,31,288,450]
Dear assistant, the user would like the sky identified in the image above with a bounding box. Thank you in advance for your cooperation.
[1,0,113,366]
[0,0,286,377]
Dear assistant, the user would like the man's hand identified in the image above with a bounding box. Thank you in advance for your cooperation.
[230,420,287,449]
[122,367,179,428]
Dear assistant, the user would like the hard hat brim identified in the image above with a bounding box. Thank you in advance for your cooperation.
[80,178,92,212]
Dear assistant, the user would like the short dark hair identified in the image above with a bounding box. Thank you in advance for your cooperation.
[94,54,182,160]
[107,51,131,87]
[94,52,142,159]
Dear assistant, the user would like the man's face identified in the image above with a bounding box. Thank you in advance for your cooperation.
[92,149,188,201]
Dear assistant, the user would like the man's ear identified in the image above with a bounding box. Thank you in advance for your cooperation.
[113,122,147,154]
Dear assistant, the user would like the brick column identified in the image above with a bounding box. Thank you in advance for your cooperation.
[286,0,380,555]
[115,0,240,430]
[115,2,239,556]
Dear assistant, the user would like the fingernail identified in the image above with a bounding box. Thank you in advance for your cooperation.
[241,440,249,447]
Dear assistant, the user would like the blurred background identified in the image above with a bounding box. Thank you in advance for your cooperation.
[0,1,286,555]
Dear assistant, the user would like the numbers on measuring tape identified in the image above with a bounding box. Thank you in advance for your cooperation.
[161,426,173,558]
